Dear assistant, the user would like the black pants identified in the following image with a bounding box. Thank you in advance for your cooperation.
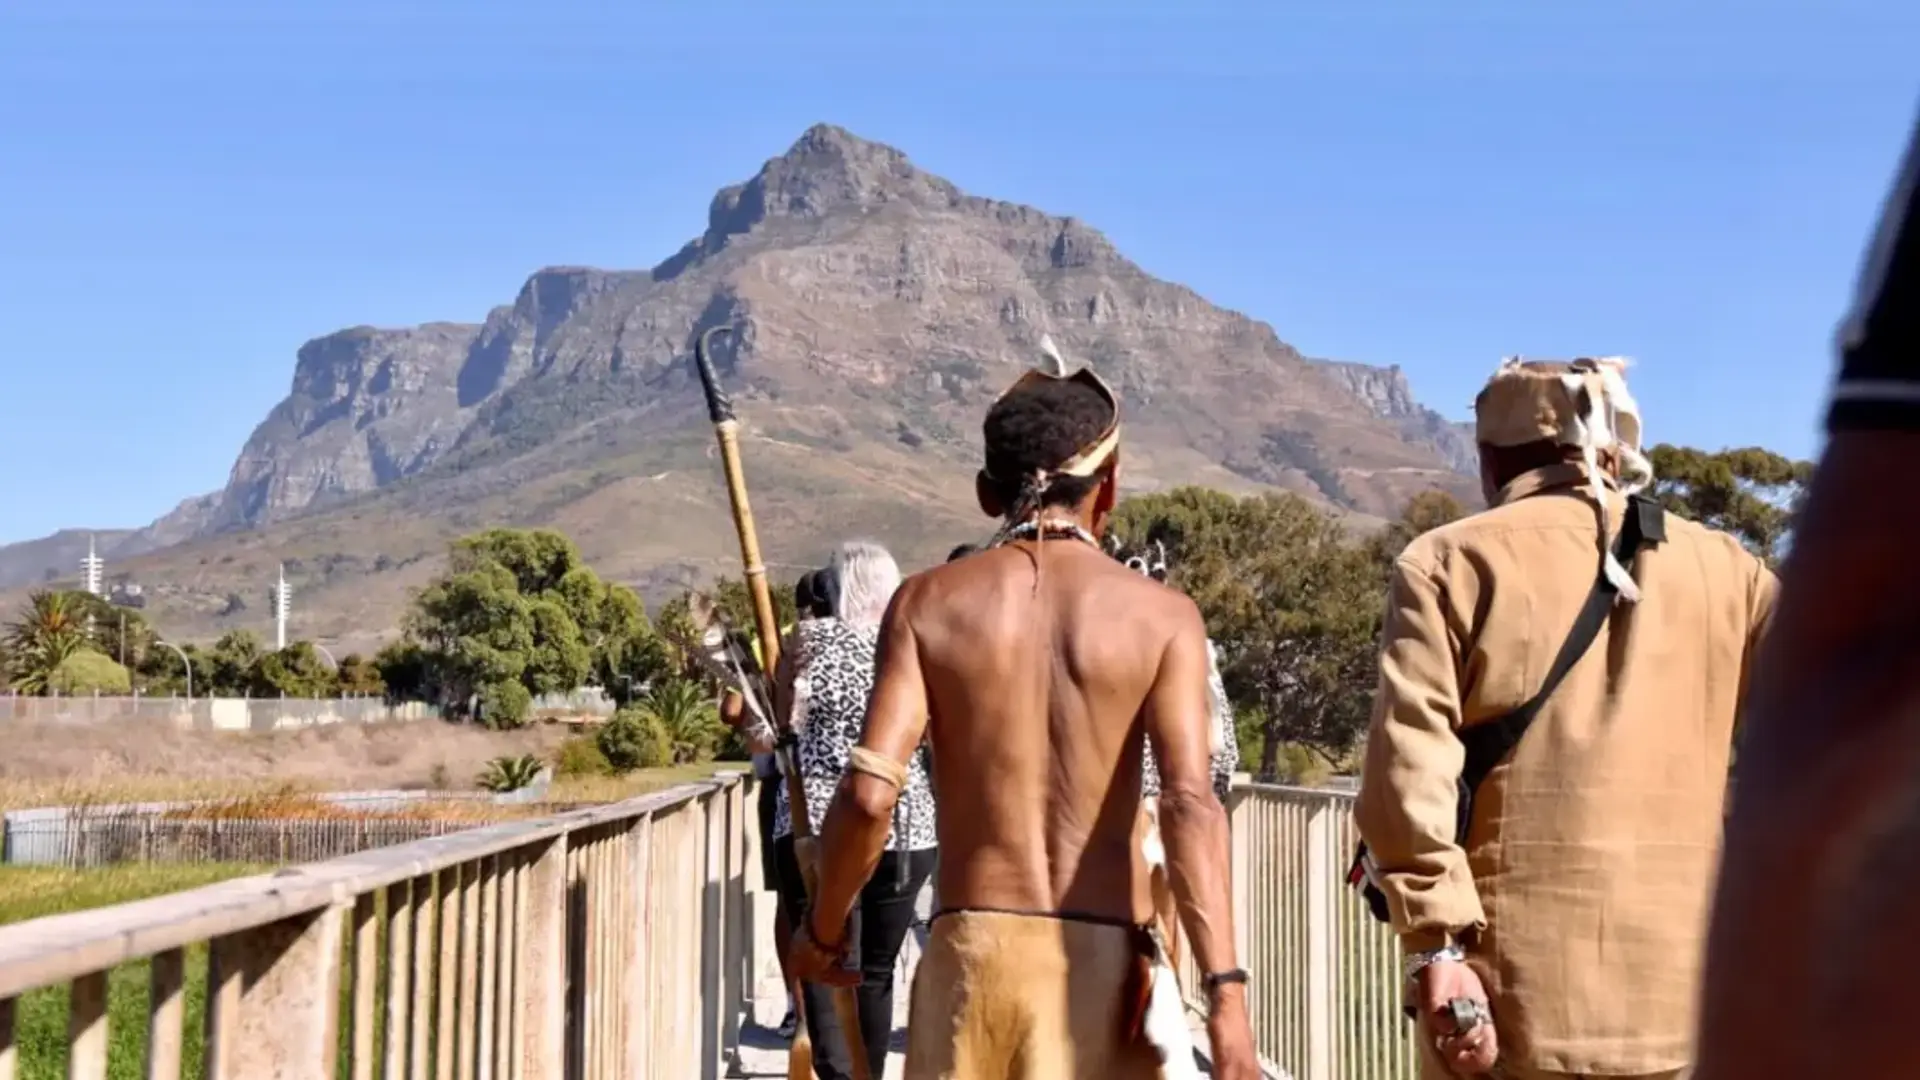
[756,776,783,893]
[773,836,936,1080]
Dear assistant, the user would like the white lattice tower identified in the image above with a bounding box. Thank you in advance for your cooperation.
[80,534,104,597]
[274,563,292,650]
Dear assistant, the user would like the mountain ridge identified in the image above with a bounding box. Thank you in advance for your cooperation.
[0,123,1478,644]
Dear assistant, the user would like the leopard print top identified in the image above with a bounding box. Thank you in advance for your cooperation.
[772,617,938,851]
[1141,638,1240,803]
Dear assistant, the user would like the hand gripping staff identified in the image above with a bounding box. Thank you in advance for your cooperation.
[691,325,873,1080]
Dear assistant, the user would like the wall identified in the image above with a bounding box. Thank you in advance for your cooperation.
[0,692,440,731]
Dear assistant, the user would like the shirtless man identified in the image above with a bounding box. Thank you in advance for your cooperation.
[789,358,1259,1079]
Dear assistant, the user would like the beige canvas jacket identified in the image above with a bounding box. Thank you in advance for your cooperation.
[1355,463,1776,1075]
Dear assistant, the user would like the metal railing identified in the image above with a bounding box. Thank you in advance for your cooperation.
[0,773,753,1079]
[1173,784,1416,1080]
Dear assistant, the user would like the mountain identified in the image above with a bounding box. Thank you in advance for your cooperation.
[0,124,1476,650]
[1311,360,1479,475]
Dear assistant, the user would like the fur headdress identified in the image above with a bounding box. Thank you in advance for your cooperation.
[1474,356,1653,602]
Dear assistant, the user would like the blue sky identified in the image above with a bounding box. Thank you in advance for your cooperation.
[0,1,1914,545]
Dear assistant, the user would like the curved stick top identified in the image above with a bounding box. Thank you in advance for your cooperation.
[692,324,736,425]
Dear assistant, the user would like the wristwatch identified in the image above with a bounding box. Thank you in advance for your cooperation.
[1402,943,1465,983]
[1201,968,1249,998]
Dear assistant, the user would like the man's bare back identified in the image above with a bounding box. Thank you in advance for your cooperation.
[900,537,1210,925]
[793,355,1255,1078]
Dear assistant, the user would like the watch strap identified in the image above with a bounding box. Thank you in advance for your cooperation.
[1201,968,1249,996]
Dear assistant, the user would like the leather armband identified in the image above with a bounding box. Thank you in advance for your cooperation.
[847,746,908,789]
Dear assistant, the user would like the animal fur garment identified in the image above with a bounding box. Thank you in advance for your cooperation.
[1474,356,1653,602]
[904,911,1170,1079]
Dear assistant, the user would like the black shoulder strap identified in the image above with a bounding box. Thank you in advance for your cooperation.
[1457,495,1666,794]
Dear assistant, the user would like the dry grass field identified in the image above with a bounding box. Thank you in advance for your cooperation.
[0,714,732,812]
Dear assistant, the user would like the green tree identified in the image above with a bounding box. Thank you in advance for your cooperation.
[406,562,535,718]
[714,575,800,638]
[568,576,670,706]
[4,591,93,693]
[1112,487,1389,773]
[336,653,386,695]
[374,640,433,702]
[452,528,582,592]
[598,706,673,772]
[400,527,668,717]
[1647,444,1811,565]
[523,599,592,696]
[1372,489,1468,560]
[205,630,264,696]
[135,641,204,697]
[48,650,132,695]
[49,591,160,671]
[478,679,533,729]
[248,641,340,698]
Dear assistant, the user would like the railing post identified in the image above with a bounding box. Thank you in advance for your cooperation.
[1229,773,1252,968]
[204,903,348,1079]
[623,813,655,1080]
[1304,797,1337,1080]
[517,837,567,1078]
[717,775,747,1064]
[700,790,726,1080]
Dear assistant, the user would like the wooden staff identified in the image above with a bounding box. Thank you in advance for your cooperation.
[692,325,872,1080]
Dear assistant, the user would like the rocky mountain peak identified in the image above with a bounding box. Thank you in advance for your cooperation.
[0,123,1487,612]
[705,123,961,242]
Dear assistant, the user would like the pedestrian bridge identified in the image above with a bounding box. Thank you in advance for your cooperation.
[0,775,1418,1080]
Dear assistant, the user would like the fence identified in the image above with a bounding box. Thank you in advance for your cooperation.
[0,772,754,1079]
[4,811,486,869]
[0,791,599,867]
[0,692,438,731]
[1212,784,1417,1080]
[529,689,616,718]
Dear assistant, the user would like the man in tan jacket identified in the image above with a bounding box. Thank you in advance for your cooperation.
[1355,358,1775,1079]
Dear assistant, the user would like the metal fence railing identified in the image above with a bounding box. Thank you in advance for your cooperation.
[1208,784,1418,1080]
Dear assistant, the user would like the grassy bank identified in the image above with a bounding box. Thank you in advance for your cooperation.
[1,863,265,1080]
[0,766,745,1077]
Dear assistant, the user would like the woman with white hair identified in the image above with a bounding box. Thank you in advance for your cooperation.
[770,540,937,1080]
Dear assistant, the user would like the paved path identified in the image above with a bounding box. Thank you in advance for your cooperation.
[729,887,1216,1078]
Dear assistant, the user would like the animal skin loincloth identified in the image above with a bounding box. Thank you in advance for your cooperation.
[903,909,1178,1079]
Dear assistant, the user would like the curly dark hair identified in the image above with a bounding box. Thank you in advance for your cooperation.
[980,377,1116,512]
[946,543,980,563]
[792,570,832,619]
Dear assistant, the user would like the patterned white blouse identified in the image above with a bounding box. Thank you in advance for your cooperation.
[771,617,938,851]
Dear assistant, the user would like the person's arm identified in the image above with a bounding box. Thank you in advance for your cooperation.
[1695,113,1920,1080]
[1353,557,1484,952]
[1142,599,1243,992]
[719,688,774,754]
[808,587,930,946]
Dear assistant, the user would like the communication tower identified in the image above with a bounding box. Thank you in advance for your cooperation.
[273,564,293,650]
[80,534,104,597]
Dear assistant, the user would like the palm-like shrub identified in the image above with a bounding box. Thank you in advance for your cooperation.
[478,754,547,793]
[4,591,92,693]
[639,678,726,764]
